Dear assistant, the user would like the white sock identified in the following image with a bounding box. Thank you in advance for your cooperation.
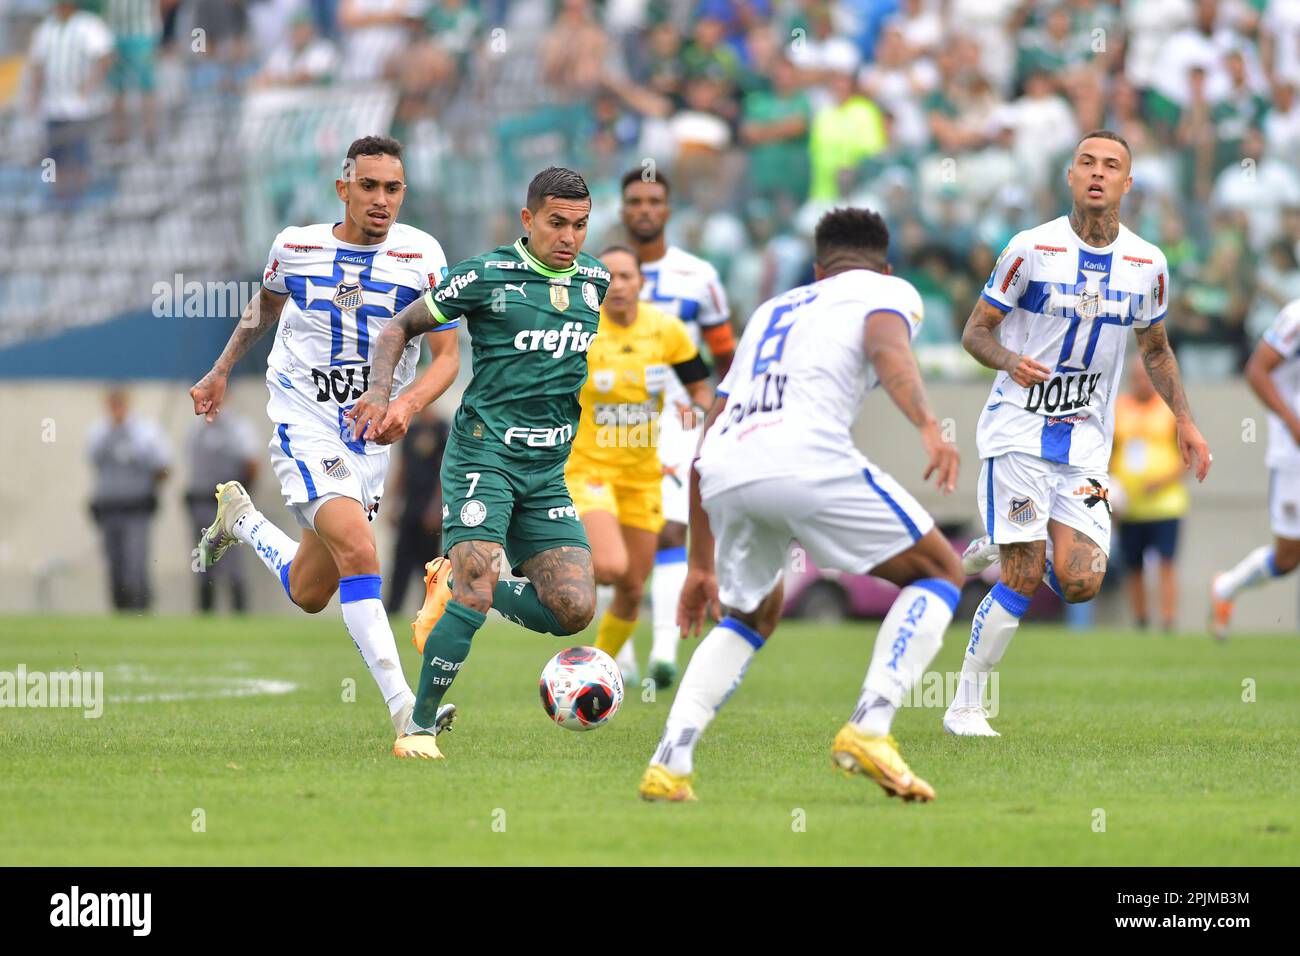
[615,638,638,677]
[951,583,1030,711]
[595,584,614,619]
[233,510,299,598]
[650,616,761,775]
[650,548,688,665]
[339,574,413,712]
[1214,546,1282,600]
[852,579,958,736]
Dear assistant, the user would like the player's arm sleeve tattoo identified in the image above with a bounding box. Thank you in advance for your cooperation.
[960,297,1018,374]
[1135,321,1192,420]
[213,285,289,376]
[367,295,438,402]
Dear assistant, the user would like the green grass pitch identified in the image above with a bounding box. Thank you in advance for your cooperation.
[1,614,1296,865]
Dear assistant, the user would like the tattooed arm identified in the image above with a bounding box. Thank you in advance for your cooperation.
[1135,321,1212,481]
[189,286,289,422]
[864,310,959,493]
[345,296,439,441]
[370,323,461,445]
[961,297,1051,387]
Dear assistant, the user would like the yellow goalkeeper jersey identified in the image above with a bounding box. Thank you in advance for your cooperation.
[1111,393,1190,522]
[569,302,699,483]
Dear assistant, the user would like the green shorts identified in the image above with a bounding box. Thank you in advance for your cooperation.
[440,433,589,571]
[111,36,157,93]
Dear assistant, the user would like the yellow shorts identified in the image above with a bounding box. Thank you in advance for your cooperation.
[566,467,664,534]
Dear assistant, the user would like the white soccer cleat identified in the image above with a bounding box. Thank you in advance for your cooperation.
[943,705,1001,737]
[961,535,1000,576]
[401,703,457,737]
[197,481,254,571]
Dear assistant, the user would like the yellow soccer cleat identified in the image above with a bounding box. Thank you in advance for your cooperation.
[393,732,444,760]
[638,764,697,802]
[831,724,936,803]
[197,481,253,570]
[411,556,454,655]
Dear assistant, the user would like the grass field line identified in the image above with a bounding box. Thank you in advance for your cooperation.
[102,664,299,704]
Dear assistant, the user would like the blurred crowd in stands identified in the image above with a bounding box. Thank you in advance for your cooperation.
[7,0,1300,378]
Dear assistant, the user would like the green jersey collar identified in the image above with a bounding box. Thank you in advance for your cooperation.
[515,237,577,279]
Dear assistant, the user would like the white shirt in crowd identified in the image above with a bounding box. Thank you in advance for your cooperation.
[29,10,114,121]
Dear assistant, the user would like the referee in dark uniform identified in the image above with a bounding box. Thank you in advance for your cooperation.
[386,404,450,613]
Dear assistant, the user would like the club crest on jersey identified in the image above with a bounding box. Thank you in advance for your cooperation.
[321,456,350,480]
[582,281,599,311]
[593,369,615,392]
[460,499,487,527]
[1075,289,1100,322]
[1008,496,1036,526]
[550,285,570,311]
[333,282,364,311]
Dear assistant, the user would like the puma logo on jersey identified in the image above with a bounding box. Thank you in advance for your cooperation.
[504,282,527,298]
[512,321,595,358]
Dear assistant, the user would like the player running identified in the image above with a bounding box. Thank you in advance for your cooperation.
[1211,296,1300,639]
[639,207,963,804]
[620,168,736,690]
[950,130,1212,736]
[189,135,458,735]
[347,167,611,760]
[566,246,714,677]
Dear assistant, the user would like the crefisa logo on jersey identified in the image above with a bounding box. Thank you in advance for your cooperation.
[1008,496,1036,526]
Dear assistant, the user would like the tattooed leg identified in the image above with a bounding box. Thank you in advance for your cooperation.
[1048,521,1107,604]
[999,540,1047,596]
[448,539,504,614]
[521,546,597,635]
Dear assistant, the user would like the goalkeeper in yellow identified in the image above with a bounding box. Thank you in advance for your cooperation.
[568,246,713,673]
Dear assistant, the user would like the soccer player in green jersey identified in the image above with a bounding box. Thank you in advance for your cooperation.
[348,167,611,759]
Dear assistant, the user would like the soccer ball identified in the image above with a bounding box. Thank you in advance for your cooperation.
[539,646,624,731]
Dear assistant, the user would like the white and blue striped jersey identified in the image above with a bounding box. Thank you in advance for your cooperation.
[696,268,924,498]
[638,245,730,344]
[975,216,1170,472]
[260,222,450,454]
[1262,297,1300,469]
[640,245,730,409]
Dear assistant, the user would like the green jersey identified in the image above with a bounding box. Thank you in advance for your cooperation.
[422,237,610,463]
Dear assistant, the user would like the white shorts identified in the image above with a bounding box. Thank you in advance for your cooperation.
[657,409,699,526]
[704,463,935,613]
[1269,467,1300,539]
[978,451,1112,555]
[268,420,390,530]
